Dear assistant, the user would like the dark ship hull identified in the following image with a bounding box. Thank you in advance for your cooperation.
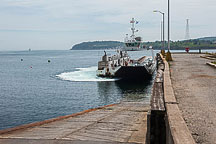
[115,66,154,81]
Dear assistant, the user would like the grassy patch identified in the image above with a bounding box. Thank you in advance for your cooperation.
[205,52,216,58]
[211,61,216,65]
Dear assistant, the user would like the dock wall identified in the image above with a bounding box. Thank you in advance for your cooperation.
[148,53,195,144]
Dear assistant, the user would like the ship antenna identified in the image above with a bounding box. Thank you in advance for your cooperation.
[131,18,135,40]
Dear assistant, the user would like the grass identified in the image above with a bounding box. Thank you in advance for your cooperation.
[211,61,216,65]
[205,52,216,55]
[205,52,216,58]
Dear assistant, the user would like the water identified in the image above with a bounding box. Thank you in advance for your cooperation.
[0,50,155,130]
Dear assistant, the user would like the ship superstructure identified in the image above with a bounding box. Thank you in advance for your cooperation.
[123,18,143,51]
[97,50,131,77]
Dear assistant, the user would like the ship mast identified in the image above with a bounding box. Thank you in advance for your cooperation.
[130,18,139,42]
[131,18,135,41]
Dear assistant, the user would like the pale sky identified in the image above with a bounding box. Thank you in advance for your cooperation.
[0,0,216,50]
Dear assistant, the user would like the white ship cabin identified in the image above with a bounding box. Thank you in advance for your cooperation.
[98,51,130,70]
[124,36,142,48]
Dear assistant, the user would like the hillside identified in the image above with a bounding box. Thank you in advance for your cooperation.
[71,41,124,50]
[197,37,216,41]
[144,39,216,50]
[71,37,216,50]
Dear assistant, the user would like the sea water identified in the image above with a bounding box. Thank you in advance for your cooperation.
[0,49,155,130]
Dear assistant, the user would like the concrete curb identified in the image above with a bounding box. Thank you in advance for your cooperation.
[200,55,216,60]
[206,62,216,68]
[162,57,196,144]
[0,104,117,135]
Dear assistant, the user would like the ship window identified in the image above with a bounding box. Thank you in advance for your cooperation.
[128,43,134,47]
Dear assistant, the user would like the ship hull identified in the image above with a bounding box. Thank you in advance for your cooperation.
[115,66,153,80]
[97,65,155,81]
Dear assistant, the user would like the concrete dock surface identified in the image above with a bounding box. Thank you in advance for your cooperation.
[170,53,216,144]
[0,102,148,144]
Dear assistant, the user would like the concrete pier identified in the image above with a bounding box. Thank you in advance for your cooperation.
[0,102,148,144]
[148,53,195,144]
[170,53,216,143]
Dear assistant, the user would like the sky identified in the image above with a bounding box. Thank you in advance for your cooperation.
[0,0,216,51]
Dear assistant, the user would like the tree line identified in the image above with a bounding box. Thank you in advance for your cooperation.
[71,37,216,50]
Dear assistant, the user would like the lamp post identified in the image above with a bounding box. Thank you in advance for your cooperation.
[166,0,172,61]
[161,21,163,43]
[168,0,170,52]
[153,10,165,51]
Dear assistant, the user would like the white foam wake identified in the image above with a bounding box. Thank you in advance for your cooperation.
[56,66,119,82]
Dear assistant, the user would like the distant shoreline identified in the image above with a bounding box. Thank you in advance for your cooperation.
[71,48,216,50]
[71,37,216,51]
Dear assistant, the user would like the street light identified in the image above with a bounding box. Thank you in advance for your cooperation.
[166,0,172,61]
[168,0,170,52]
[153,10,165,51]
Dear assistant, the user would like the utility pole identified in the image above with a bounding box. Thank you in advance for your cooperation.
[162,13,165,51]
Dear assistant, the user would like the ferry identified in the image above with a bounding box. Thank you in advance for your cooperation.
[122,18,144,51]
[96,49,156,80]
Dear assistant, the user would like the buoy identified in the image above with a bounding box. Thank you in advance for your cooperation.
[48,60,51,63]
[30,66,32,68]
[21,59,23,61]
